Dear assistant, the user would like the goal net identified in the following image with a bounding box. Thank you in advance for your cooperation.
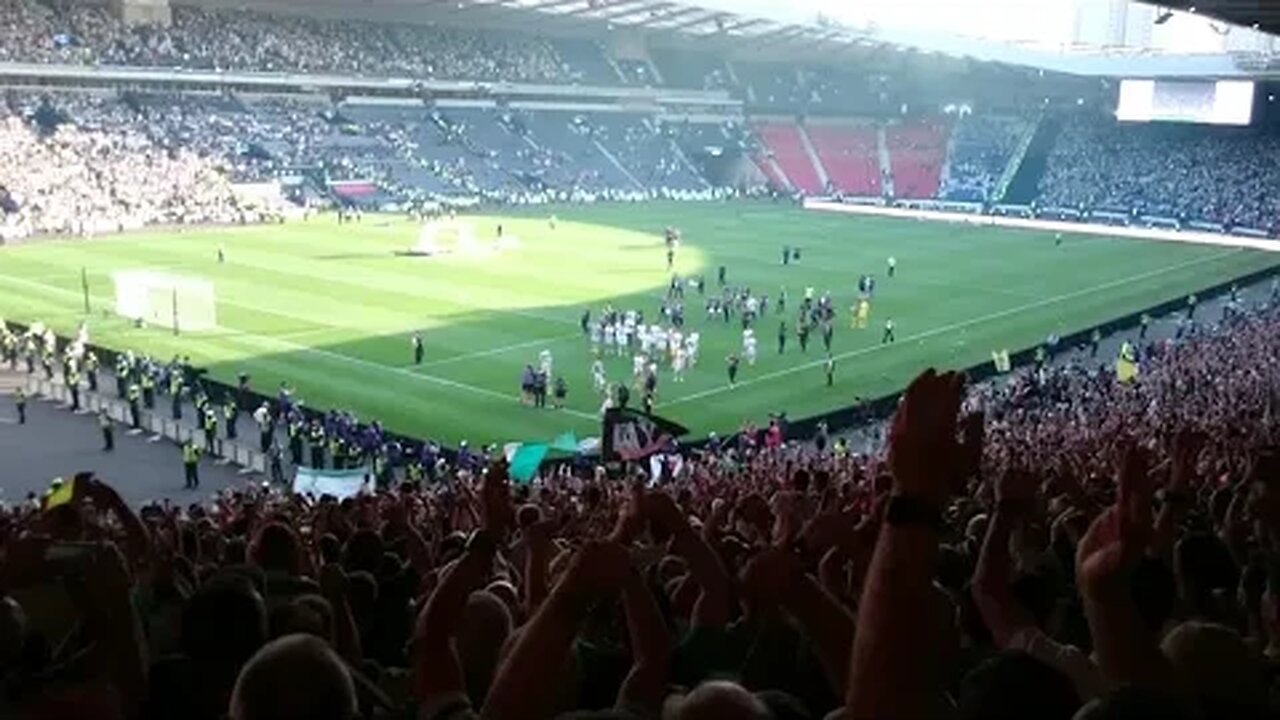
[413,220,476,256]
[113,271,217,332]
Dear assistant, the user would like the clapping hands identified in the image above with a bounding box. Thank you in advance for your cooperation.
[888,369,977,507]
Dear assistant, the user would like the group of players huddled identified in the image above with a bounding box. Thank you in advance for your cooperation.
[455,221,901,415]
[525,225,895,415]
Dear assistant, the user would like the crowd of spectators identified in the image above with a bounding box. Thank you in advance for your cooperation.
[939,114,1027,203]
[0,92,253,239]
[0,1,577,83]
[122,93,337,183]
[1039,113,1280,230]
[5,255,1280,720]
[0,83,738,236]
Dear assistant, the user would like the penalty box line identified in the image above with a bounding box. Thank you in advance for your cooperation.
[658,248,1244,410]
[0,272,600,422]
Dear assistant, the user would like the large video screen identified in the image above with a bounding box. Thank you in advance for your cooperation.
[1115,79,1254,126]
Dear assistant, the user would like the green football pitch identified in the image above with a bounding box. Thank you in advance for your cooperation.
[0,201,1276,445]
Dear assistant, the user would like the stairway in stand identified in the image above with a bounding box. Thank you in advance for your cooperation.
[876,124,894,197]
[753,122,824,194]
[797,124,830,192]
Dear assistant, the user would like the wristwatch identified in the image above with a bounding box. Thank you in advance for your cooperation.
[886,494,942,529]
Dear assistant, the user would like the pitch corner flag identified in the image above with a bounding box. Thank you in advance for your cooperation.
[602,408,689,462]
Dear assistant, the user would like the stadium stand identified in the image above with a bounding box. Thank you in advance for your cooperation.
[805,122,883,196]
[0,2,576,82]
[886,118,950,199]
[649,46,730,90]
[754,121,824,194]
[1038,111,1280,232]
[517,111,636,192]
[615,58,657,86]
[938,114,1028,202]
[590,116,704,192]
[552,38,619,85]
[737,63,805,110]
[0,92,260,238]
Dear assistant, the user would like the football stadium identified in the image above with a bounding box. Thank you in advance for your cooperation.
[7,203,1275,444]
[3,0,1280,717]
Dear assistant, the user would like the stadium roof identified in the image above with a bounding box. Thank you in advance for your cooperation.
[440,0,878,60]
[425,0,1271,76]
[1144,1,1280,37]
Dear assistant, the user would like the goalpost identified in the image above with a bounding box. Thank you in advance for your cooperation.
[113,271,217,334]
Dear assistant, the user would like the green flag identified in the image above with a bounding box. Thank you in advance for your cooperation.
[550,431,579,454]
[509,443,549,484]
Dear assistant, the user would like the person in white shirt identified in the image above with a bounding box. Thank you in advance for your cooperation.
[651,326,667,359]
[591,359,606,394]
[603,323,616,356]
[672,346,686,382]
[685,332,700,367]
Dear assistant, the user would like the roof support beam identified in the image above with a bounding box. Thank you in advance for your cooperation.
[753,25,808,48]
[657,9,721,32]
[605,3,683,25]
[564,0,652,19]
[521,0,590,10]
[637,5,705,27]
[712,17,767,34]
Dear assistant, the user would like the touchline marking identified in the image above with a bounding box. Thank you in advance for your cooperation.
[0,273,600,422]
[658,249,1246,409]
[414,332,583,369]
[276,327,347,342]
[244,333,600,422]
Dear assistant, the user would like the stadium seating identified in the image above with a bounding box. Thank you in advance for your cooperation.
[0,91,263,238]
[553,38,620,85]
[736,63,805,110]
[886,118,949,199]
[753,122,824,194]
[590,116,704,192]
[615,59,658,86]
[938,115,1028,203]
[0,2,577,83]
[649,47,730,90]
[804,123,882,196]
[1039,112,1280,231]
[513,111,636,192]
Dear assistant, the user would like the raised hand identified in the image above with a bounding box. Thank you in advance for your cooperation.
[771,491,802,547]
[481,461,515,538]
[643,491,686,533]
[609,481,646,545]
[739,546,801,609]
[1077,441,1153,593]
[1168,429,1205,497]
[887,369,967,506]
[566,540,631,596]
[995,467,1037,512]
